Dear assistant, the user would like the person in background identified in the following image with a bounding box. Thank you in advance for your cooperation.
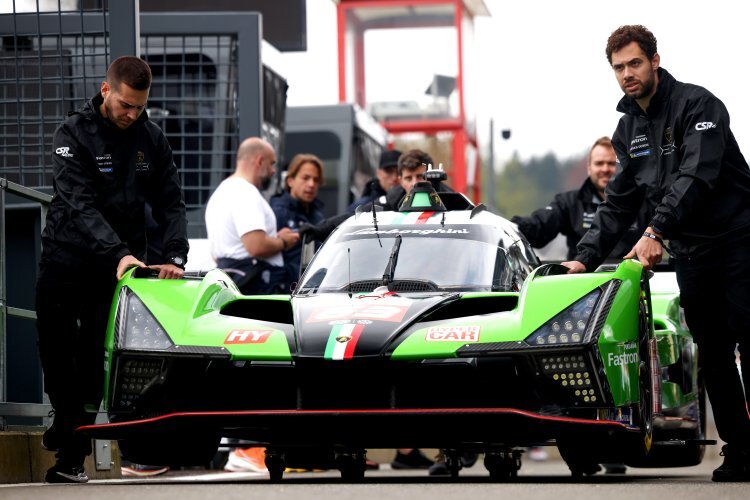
[37,56,188,483]
[381,149,430,210]
[270,153,325,291]
[205,137,299,474]
[349,149,401,211]
[563,24,750,482]
[205,137,300,295]
[512,136,645,262]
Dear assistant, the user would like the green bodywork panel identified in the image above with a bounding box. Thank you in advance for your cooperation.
[103,269,294,405]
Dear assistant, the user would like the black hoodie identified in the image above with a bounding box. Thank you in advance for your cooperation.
[512,178,645,261]
[575,68,750,269]
[41,93,188,269]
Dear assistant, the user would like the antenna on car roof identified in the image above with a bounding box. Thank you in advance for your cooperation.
[371,195,382,247]
[347,247,352,298]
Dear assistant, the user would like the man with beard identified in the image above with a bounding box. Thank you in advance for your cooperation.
[562,25,750,482]
[512,136,646,262]
[205,137,300,294]
[37,56,188,483]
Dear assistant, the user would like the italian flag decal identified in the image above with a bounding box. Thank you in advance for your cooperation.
[324,323,364,360]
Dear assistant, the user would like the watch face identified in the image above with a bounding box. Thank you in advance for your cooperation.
[172,256,184,266]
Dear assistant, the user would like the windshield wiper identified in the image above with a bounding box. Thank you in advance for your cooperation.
[381,235,402,290]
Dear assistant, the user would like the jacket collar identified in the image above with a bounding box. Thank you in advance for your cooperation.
[577,177,604,204]
[616,67,675,118]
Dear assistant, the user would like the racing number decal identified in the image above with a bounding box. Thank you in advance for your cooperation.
[224,329,273,344]
[425,326,481,342]
[308,304,408,323]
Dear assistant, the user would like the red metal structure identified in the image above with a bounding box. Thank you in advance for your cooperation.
[335,0,489,199]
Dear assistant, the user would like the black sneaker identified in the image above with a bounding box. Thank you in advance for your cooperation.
[602,463,627,474]
[428,461,449,476]
[45,463,89,483]
[712,444,750,482]
[391,449,434,469]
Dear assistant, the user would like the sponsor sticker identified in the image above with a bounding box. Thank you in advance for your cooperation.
[308,304,409,323]
[425,325,481,342]
[224,329,272,344]
[607,350,639,367]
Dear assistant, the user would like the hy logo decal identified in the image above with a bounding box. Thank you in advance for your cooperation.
[224,329,272,344]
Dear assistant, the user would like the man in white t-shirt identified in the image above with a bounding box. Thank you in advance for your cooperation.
[205,137,300,294]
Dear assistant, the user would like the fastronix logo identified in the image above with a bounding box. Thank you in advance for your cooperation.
[694,121,717,131]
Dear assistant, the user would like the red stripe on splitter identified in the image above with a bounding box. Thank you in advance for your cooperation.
[343,323,364,359]
[416,211,434,224]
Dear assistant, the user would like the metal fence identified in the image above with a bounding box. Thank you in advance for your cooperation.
[0,5,109,191]
[0,2,270,427]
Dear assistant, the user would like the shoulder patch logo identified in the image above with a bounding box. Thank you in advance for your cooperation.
[695,122,717,131]
[55,147,73,158]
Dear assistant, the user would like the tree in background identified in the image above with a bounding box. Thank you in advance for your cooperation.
[494,152,587,218]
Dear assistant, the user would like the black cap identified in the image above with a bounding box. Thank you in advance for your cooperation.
[379,149,402,169]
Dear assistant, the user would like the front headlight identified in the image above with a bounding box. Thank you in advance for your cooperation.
[525,288,602,346]
[119,290,174,350]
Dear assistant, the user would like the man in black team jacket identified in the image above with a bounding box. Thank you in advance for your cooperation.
[512,136,645,261]
[37,56,188,483]
[563,25,750,482]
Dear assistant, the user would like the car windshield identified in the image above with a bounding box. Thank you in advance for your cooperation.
[297,225,509,294]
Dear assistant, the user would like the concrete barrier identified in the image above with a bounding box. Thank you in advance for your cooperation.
[0,431,121,483]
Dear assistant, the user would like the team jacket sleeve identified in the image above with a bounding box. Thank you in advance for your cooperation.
[649,94,728,237]
[51,123,130,262]
[510,193,569,248]
[574,132,645,271]
[146,132,189,263]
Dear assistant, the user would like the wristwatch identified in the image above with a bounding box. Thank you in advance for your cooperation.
[168,255,186,269]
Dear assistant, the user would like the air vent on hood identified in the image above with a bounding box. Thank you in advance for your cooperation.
[422,295,518,322]
[220,299,294,324]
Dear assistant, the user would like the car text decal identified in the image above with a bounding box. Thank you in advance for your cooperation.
[224,329,273,344]
[425,325,481,342]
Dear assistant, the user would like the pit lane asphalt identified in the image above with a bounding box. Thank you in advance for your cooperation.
[2,454,747,500]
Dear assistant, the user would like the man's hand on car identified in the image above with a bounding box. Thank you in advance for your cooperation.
[149,263,185,280]
[561,261,587,274]
[624,228,664,270]
[117,255,147,280]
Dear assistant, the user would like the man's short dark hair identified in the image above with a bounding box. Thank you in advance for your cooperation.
[397,149,433,176]
[106,56,152,91]
[605,25,657,65]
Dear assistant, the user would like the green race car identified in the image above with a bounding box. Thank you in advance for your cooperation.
[81,185,706,480]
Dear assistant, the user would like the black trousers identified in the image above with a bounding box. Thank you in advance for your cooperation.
[675,232,750,449]
[36,252,117,466]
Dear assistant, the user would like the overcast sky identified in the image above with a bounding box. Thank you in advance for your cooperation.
[273,0,750,167]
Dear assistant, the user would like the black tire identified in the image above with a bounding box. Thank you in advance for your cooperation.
[635,377,707,467]
[265,453,285,482]
[631,295,654,458]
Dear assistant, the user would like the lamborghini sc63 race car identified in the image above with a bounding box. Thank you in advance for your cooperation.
[81,184,706,481]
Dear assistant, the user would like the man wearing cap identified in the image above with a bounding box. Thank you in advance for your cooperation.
[348,149,401,211]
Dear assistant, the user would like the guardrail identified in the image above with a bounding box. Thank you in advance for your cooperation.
[0,178,52,429]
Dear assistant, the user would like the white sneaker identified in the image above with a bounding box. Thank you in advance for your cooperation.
[224,447,268,473]
[528,447,549,462]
